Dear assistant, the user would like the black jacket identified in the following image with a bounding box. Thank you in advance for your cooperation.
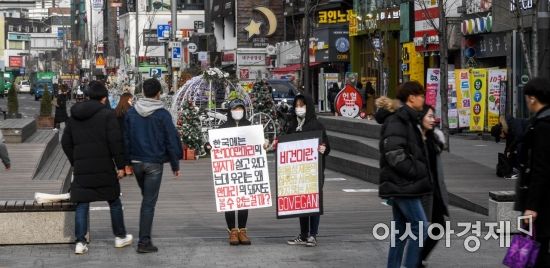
[287,94,331,187]
[516,106,550,237]
[378,105,432,198]
[61,100,125,203]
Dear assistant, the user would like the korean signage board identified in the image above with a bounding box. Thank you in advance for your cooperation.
[317,10,352,24]
[208,125,272,212]
[276,132,323,218]
[472,33,510,58]
[9,56,23,68]
[92,0,103,10]
[237,54,266,66]
[143,29,162,46]
[414,1,439,52]
[335,84,364,118]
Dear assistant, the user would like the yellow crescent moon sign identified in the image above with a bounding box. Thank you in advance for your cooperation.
[254,6,277,36]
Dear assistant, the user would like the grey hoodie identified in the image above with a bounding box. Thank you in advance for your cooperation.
[134,98,165,117]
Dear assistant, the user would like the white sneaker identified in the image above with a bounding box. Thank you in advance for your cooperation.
[115,234,133,248]
[75,242,88,254]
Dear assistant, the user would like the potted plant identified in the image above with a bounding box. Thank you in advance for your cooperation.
[37,84,54,128]
[177,101,203,160]
[7,83,22,118]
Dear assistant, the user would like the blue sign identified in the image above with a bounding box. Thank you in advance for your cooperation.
[156,24,171,40]
[172,47,181,59]
[149,68,162,78]
[474,91,482,102]
[19,68,25,75]
[57,29,64,40]
[335,37,350,53]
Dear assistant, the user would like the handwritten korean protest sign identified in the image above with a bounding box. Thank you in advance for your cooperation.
[208,125,272,212]
[276,131,323,219]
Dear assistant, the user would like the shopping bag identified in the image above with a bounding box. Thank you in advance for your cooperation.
[503,227,540,268]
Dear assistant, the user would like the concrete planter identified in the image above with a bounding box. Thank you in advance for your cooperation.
[37,116,54,129]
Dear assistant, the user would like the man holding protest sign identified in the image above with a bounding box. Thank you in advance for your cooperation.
[282,94,330,247]
[207,99,271,246]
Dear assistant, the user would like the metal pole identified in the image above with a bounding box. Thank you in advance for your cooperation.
[304,0,311,95]
[171,0,177,93]
[135,0,140,90]
[89,0,94,79]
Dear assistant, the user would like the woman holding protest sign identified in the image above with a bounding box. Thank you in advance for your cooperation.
[214,99,254,246]
[285,93,331,247]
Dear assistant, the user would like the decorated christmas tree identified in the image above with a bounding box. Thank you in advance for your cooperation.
[250,80,275,116]
[177,100,203,153]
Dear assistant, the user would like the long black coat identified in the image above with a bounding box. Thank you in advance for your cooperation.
[287,94,331,187]
[516,106,550,237]
[61,100,125,203]
[378,105,432,198]
[54,93,68,123]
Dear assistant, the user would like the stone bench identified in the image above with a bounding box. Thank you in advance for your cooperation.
[0,200,76,245]
[488,191,521,233]
[0,118,37,143]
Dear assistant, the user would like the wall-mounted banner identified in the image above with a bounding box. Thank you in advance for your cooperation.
[487,69,507,128]
[448,71,459,129]
[469,69,488,132]
[426,68,441,119]
[455,70,471,128]
[276,132,323,219]
[208,125,272,212]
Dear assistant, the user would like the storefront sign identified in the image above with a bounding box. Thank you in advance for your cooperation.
[469,69,488,132]
[510,0,533,11]
[349,11,358,37]
[402,42,425,86]
[414,1,439,52]
[208,125,272,212]
[473,33,509,58]
[448,71,459,129]
[318,10,352,24]
[238,54,266,66]
[335,84,364,118]
[276,132,323,218]
[487,69,507,128]
[222,51,236,65]
[455,70,471,128]
[9,56,23,68]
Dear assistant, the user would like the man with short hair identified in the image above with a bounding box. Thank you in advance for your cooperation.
[62,81,132,254]
[377,81,432,268]
[124,78,183,253]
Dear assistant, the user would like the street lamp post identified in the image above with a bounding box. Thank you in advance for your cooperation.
[303,0,311,95]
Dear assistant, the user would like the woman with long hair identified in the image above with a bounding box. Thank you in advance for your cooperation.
[115,93,134,176]
[54,84,69,129]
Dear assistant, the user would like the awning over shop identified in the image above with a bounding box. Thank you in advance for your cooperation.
[271,62,321,73]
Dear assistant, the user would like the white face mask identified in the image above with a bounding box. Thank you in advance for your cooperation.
[232,110,244,121]
[295,107,307,118]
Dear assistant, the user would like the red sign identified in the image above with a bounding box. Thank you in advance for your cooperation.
[335,84,364,118]
[9,56,23,67]
[239,68,249,79]
[222,52,235,63]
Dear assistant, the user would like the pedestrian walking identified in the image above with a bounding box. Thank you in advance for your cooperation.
[376,81,432,268]
[328,83,339,115]
[124,78,183,253]
[365,82,376,120]
[490,115,528,179]
[54,84,69,129]
[115,92,134,176]
[61,81,132,255]
[285,93,330,247]
[515,77,550,267]
[418,105,450,266]
[0,130,11,170]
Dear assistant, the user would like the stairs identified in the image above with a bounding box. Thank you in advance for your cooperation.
[319,116,381,185]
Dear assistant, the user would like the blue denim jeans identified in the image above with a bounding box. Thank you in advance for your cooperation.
[132,162,164,244]
[387,197,429,268]
[75,198,127,243]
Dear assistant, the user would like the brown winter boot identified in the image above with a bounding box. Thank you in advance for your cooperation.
[229,228,239,245]
[238,228,251,245]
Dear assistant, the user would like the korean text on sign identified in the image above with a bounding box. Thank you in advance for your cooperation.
[208,125,272,212]
[277,138,320,217]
